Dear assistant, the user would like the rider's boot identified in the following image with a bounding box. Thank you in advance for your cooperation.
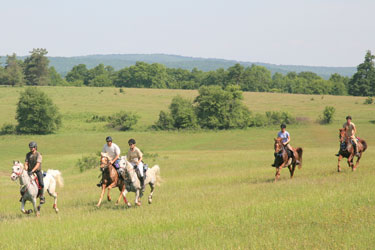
[96,180,102,187]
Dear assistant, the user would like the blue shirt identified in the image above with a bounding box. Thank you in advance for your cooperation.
[277,131,290,144]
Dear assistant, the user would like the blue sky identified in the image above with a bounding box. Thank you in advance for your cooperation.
[1,0,374,66]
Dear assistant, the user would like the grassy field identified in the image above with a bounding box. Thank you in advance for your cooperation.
[0,86,374,249]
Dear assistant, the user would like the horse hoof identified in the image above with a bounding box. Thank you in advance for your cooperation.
[148,199,152,204]
[55,208,59,213]
[136,202,141,206]
[127,202,132,208]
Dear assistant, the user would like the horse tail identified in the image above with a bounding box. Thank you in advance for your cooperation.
[151,165,162,186]
[47,169,64,188]
[361,139,367,152]
[296,147,303,169]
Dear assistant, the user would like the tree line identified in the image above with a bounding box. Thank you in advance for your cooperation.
[1,49,374,97]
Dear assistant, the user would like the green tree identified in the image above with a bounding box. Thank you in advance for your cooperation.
[49,66,66,86]
[24,48,50,86]
[4,53,25,86]
[65,64,89,85]
[241,65,272,92]
[348,50,375,96]
[169,96,198,129]
[194,85,251,129]
[16,87,61,134]
[321,106,335,124]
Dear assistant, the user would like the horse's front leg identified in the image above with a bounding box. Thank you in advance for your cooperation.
[32,197,39,217]
[337,155,343,172]
[122,189,131,207]
[347,154,354,169]
[290,163,296,178]
[106,181,117,202]
[135,189,141,206]
[96,184,107,207]
[21,198,27,214]
[274,162,286,182]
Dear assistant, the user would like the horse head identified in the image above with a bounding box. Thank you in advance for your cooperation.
[11,161,24,181]
[274,138,283,153]
[100,152,111,170]
[339,128,346,143]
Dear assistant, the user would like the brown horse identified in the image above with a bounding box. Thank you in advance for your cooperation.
[96,153,128,207]
[337,128,367,172]
[273,138,303,182]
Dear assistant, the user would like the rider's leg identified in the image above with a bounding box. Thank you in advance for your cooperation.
[287,144,300,164]
[35,170,45,203]
[351,136,360,156]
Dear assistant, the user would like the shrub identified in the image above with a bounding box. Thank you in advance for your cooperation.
[250,111,296,127]
[107,111,139,131]
[153,110,175,130]
[321,106,335,124]
[16,87,61,134]
[0,123,16,135]
[76,154,98,172]
[169,96,198,129]
[363,96,373,104]
[86,114,108,123]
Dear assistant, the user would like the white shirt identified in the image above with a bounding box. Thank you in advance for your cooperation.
[102,143,121,160]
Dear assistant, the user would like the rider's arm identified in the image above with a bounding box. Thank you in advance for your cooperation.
[352,124,357,136]
[111,145,120,164]
[137,148,143,165]
[111,154,120,164]
[31,153,42,172]
[283,135,291,145]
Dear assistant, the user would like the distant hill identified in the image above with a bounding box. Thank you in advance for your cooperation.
[1,54,356,79]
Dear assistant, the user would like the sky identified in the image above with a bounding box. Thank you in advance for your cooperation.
[1,0,374,67]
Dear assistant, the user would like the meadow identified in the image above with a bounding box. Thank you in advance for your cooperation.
[0,86,374,249]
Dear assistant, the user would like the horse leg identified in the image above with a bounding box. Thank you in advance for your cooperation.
[290,163,296,178]
[347,154,354,170]
[148,183,154,204]
[353,154,361,171]
[337,154,342,172]
[96,184,107,207]
[274,162,286,182]
[21,198,27,214]
[122,189,131,207]
[32,197,39,217]
[107,182,117,202]
[47,188,59,213]
[135,189,141,206]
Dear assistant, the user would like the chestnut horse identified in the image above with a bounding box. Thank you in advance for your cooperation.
[273,138,303,182]
[337,128,367,172]
[96,153,128,207]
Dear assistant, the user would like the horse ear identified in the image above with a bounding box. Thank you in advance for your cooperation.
[274,138,277,141]
[101,152,105,157]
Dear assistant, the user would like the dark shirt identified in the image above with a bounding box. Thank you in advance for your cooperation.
[25,151,42,172]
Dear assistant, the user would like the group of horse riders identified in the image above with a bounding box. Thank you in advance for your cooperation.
[22,137,146,205]
[98,136,146,188]
[272,115,360,167]
[21,115,360,204]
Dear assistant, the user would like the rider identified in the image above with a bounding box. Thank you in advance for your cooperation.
[272,124,299,166]
[127,139,144,189]
[97,136,121,187]
[25,141,45,204]
[336,115,360,157]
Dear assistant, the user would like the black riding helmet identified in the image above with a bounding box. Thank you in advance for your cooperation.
[346,115,352,120]
[29,141,37,148]
[280,124,286,129]
[106,136,112,142]
[128,138,136,145]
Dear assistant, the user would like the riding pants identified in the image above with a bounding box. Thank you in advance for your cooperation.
[35,170,44,197]
[131,162,144,177]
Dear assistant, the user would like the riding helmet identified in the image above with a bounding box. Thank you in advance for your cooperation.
[280,124,286,129]
[106,136,112,142]
[128,138,136,145]
[29,141,37,148]
[346,115,352,120]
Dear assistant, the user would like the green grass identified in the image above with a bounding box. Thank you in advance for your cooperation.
[0,86,374,249]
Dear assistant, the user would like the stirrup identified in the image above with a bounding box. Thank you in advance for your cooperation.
[40,197,45,204]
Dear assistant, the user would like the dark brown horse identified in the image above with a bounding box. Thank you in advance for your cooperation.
[273,138,303,182]
[337,128,367,172]
[96,153,127,207]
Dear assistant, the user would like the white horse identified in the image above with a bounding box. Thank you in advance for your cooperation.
[10,161,64,216]
[116,158,161,207]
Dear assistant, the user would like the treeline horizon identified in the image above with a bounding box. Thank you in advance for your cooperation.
[1,49,374,97]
